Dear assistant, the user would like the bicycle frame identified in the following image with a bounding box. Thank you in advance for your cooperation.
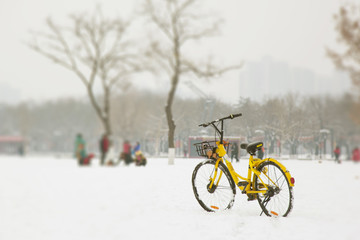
[205,118,294,195]
[194,113,295,216]
[208,143,263,195]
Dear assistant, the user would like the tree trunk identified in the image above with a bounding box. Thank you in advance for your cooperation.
[165,103,176,149]
[103,116,112,137]
[103,87,112,137]
[165,73,179,165]
[87,85,112,137]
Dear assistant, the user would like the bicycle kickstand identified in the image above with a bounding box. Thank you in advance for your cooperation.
[259,196,270,216]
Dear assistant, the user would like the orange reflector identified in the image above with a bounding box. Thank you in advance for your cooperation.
[210,206,219,210]
[270,211,279,216]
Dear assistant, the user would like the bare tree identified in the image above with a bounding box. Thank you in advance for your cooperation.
[142,0,241,163]
[327,3,360,123]
[257,94,305,156]
[28,8,142,137]
[328,4,360,89]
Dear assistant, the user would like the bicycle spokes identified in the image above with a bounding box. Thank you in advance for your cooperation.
[255,161,293,217]
[192,160,236,212]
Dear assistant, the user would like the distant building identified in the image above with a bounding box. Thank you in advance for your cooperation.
[239,56,351,101]
[0,136,25,155]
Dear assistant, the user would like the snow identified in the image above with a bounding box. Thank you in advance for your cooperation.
[0,155,359,240]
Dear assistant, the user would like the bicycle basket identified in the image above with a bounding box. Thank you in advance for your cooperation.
[194,141,217,158]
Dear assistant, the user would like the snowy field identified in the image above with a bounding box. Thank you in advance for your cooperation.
[1,155,359,240]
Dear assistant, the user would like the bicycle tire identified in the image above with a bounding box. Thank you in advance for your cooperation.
[254,161,294,217]
[192,159,236,212]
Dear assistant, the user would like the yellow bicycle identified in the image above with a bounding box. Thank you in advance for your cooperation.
[191,113,295,217]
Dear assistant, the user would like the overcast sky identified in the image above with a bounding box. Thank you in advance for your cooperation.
[0,0,352,104]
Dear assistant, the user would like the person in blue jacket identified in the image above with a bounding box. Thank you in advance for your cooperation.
[133,142,140,155]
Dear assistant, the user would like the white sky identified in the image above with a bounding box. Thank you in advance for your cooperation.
[0,0,351,104]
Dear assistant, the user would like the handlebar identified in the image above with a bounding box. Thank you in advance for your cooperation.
[198,113,242,127]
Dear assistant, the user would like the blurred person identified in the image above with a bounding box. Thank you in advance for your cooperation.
[183,141,188,158]
[18,144,24,156]
[134,151,147,166]
[133,141,140,155]
[333,146,341,163]
[74,133,85,159]
[132,141,147,166]
[78,143,86,165]
[352,147,360,162]
[257,147,264,160]
[230,143,239,162]
[104,142,117,166]
[120,140,133,165]
[77,142,94,166]
[99,134,110,165]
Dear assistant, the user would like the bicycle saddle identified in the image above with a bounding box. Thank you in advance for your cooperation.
[241,142,263,155]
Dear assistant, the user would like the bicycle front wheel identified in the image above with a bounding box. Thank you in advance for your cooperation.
[192,160,236,212]
[254,161,293,217]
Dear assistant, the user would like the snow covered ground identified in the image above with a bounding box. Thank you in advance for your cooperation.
[0,155,359,240]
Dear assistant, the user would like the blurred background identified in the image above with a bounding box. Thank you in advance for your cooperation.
[0,0,359,160]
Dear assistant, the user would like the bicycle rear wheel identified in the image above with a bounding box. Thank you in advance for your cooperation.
[254,161,293,217]
[192,160,236,212]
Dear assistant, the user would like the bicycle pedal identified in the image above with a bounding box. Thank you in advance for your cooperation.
[237,181,249,194]
[237,181,248,187]
[247,194,257,201]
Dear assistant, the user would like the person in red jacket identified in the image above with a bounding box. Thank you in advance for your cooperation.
[122,140,133,165]
[100,134,110,165]
[333,146,341,163]
[352,147,360,162]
